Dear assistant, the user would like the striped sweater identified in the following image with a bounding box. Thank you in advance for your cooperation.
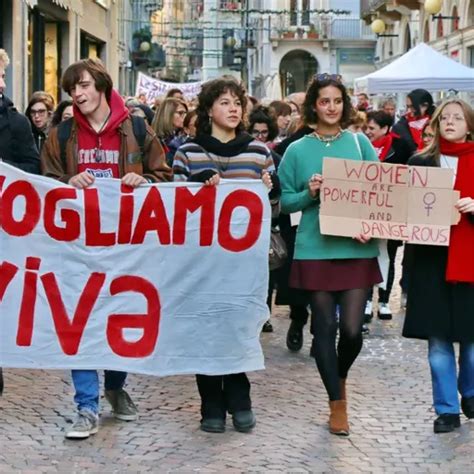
[172,139,275,181]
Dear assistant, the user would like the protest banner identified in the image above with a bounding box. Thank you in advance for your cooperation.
[135,72,204,103]
[0,163,270,376]
[319,158,460,245]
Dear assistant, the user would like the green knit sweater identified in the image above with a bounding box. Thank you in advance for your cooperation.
[278,131,380,260]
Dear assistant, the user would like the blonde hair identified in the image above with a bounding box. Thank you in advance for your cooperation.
[0,49,10,68]
[419,98,474,165]
[152,98,187,138]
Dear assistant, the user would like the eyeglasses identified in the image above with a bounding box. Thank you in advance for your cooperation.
[251,130,269,137]
[30,109,48,116]
[175,110,187,116]
[314,73,342,83]
[422,133,435,139]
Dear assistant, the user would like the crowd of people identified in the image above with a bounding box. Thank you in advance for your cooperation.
[0,47,473,439]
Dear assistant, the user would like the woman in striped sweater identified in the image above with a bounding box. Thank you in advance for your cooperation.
[173,77,277,434]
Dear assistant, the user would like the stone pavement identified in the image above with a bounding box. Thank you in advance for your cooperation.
[1,278,473,472]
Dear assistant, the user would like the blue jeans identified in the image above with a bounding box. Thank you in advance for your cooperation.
[71,370,127,414]
[428,338,474,415]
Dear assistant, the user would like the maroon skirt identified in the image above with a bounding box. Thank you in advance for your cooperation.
[290,258,382,292]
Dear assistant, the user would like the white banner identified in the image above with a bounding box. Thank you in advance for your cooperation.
[0,163,270,376]
[135,72,205,103]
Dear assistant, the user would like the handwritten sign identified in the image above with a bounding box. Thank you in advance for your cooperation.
[319,159,460,246]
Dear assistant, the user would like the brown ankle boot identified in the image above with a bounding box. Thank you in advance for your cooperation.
[339,378,347,401]
[329,400,349,436]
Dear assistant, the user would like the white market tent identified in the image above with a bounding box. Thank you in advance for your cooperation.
[355,43,474,93]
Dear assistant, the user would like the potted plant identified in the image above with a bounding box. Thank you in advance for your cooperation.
[282,29,295,39]
[307,23,319,39]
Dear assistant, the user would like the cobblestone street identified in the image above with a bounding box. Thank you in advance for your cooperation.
[1,284,473,473]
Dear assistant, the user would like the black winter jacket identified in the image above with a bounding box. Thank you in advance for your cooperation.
[0,96,40,174]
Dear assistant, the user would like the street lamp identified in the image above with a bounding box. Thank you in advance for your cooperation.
[370,19,398,38]
[424,0,460,21]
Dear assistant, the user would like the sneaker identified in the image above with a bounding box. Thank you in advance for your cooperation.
[105,388,138,421]
[433,414,461,433]
[364,301,373,323]
[378,303,392,320]
[361,324,370,334]
[262,320,273,333]
[65,410,99,439]
[461,396,474,419]
[400,292,407,309]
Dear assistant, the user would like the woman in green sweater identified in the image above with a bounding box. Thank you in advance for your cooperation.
[278,74,381,436]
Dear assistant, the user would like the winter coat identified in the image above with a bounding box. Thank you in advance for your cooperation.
[402,154,474,342]
[0,96,40,174]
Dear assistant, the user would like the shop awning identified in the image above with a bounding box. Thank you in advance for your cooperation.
[51,0,83,15]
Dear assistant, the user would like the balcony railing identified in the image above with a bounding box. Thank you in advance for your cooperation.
[270,18,376,41]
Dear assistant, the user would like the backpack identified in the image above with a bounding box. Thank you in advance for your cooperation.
[57,115,147,167]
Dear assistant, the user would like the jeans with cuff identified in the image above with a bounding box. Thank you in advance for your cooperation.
[71,370,127,414]
[428,338,474,415]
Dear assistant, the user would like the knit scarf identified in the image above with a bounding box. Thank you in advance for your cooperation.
[406,114,430,150]
[371,134,393,161]
[193,132,254,157]
[440,138,474,283]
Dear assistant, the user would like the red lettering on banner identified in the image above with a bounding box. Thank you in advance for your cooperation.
[107,276,160,357]
[360,221,409,239]
[411,167,428,187]
[173,186,216,246]
[40,271,106,355]
[322,187,331,201]
[0,261,19,300]
[218,190,263,252]
[16,257,42,346]
[409,226,448,244]
[43,188,80,241]
[0,181,41,236]
[83,188,116,246]
[131,187,171,245]
[117,185,134,244]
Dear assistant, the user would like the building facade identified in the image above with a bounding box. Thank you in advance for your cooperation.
[247,0,377,99]
[0,0,121,110]
[362,1,474,70]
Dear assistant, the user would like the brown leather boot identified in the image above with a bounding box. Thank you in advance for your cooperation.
[329,400,349,436]
[339,378,347,401]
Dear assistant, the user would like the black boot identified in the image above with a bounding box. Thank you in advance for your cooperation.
[286,320,304,352]
[461,396,474,419]
[433,414,461,433]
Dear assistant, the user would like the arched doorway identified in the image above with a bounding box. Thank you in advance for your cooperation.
[279,49,318,96]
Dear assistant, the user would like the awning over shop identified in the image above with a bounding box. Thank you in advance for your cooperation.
[51,0,83,15]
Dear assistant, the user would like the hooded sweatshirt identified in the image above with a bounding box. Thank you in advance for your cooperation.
[76,90,129,179]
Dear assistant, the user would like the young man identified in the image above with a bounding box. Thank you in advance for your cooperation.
[41,58,172,439]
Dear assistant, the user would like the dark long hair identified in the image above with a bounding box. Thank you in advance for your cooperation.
[303,76,352,128]
[195,78,247,136]
[407,89,435,118]
[248,106,278,141]
[51,99,73,127]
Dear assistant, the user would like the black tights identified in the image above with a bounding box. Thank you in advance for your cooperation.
[309,288,368,401]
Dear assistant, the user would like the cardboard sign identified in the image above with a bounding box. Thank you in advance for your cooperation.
[319,158,460,246]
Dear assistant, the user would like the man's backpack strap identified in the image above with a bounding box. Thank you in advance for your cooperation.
[130,115,146,155]
[57,118,73,167]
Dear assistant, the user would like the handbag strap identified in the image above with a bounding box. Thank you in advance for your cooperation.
[352,132,363,160]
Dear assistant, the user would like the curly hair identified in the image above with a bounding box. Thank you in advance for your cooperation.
[302,76,353,128]
[248,106,278,142]
[195,77,247,136]
[51,99,73,127]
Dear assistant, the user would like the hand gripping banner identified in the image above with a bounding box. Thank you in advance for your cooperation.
[0,163,270,376]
